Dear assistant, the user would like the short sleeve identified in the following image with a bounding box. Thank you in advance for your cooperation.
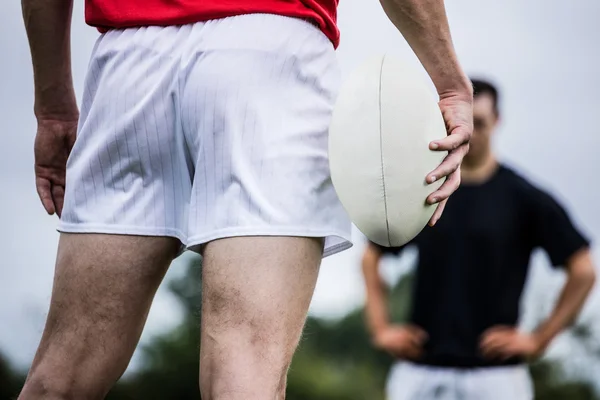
[528,188,590,267]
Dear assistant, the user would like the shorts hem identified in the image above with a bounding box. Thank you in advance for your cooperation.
[57,222,188,244]
[56,223,353,258]
[187,227,352,258]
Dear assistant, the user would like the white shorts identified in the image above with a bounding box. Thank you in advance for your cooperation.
[386,362,534,400]
[59,14,352,257]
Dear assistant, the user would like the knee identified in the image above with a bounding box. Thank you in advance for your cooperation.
[199,339,290,400]
[19,367,105,400]
[20,372,75,400]
[198,298,305,399]
[199,373,287,400]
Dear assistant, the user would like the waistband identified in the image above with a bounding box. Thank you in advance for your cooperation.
[411,355,525,369]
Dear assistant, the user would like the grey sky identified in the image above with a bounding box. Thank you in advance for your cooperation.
[1,0,598,380]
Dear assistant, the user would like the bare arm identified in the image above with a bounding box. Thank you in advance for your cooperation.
[534,248,596,349]
[378,0,473,225]
[379,0,471,97]
[22,0,78,120]
[481,248,596,360]
[362,244,427,358]
[362,244,390,337]
[23,0,78,217]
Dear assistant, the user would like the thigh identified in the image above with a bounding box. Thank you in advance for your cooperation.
[27,234,180,395]
[199,236,323,389]
[201,235,323,347]
[182,14,351,258]
[461,366,533,400]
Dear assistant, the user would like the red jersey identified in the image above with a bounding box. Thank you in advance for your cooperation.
[85,0,340,48]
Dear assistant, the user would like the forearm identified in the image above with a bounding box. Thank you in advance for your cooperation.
[365,283,391,336]
[22,0,77,119]
[534,255,596,348]
[362,254,391,336]
[379,0,471,97]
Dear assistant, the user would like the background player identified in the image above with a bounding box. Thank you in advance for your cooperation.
[362,79,596,400]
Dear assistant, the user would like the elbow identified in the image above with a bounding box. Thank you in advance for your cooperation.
[568,250,597,289]
[574,264,596,290]
[583,267,596,289]
[361,246,380,273]
[579,270,596,296]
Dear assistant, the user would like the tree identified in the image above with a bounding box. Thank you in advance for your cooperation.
[0,352,25,400]
[531,360,596,400]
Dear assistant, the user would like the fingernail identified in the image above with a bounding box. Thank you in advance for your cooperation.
[430,142,439,150]
[430,197,438,204]
[429,176,437,183]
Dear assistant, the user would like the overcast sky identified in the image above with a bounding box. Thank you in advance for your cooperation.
[1,0,598,379]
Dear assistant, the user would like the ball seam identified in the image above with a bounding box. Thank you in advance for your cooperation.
[378,55,391,247]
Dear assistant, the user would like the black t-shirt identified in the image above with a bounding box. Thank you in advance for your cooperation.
[375,165,590,368]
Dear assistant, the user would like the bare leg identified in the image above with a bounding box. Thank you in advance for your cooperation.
[19,233,180,400]
[199,236,324,400]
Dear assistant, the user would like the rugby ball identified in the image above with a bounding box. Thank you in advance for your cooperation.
[329,55,447,247]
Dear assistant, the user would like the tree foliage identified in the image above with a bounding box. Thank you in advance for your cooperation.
[0,352,24,400]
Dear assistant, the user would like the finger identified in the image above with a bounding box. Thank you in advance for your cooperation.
[480,333,508,352]
[481,335,514,359]
[427,168,461,205]
[403,344,423,360]
[481,342,506,359]
[482,345,509,360]
[52,185,66,218]
[493,341,519,360]
[407,333,425,347]
[429,127,471,151]
[428,199,447,227]
[499,349,516,361]
[36,178,56,215]
[406,325,429,341]
[482,326,513,337]
[480,331,507,345]
[479,336,496,352]
[426,147,466,185]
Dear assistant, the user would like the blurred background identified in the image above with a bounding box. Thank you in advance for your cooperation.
[1,0,598,398]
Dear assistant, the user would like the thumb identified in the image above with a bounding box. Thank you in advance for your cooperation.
[36,177,56,215]
[66,130,77,153]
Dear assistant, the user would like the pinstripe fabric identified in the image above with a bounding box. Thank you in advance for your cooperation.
[386,362,534,400]
[58,14,352,257]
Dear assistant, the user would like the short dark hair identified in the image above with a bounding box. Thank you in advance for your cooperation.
[471,78,500,116]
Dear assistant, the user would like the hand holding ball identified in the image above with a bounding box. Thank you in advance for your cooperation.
[329,55,448,247]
